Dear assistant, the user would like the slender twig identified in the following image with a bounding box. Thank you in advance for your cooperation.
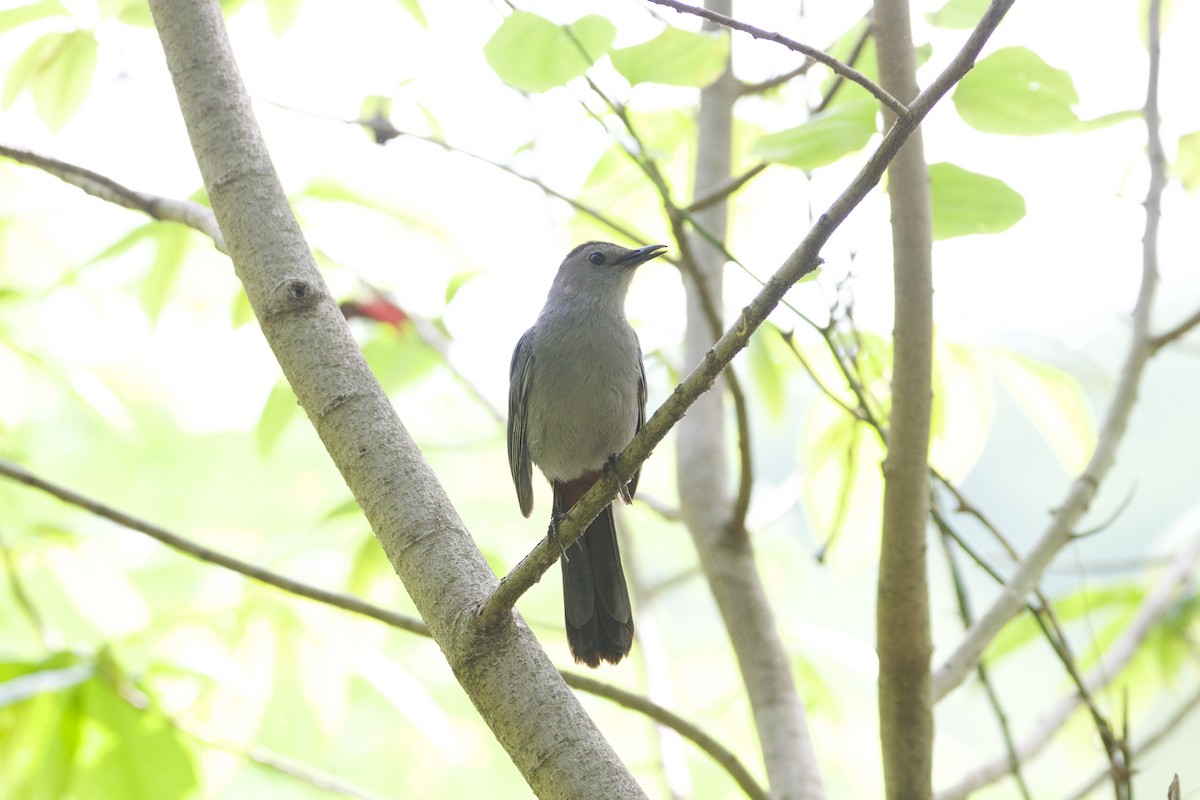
[0,458,430,636]
[0,526,56,649]
[0,144,226,250]
[933,0,1164,702]
[645,0,908,117]
[1149,307,1200,353]
[936,523,1032,800]
[686,163,766,213]
[563,672,768,800]
[478,0,1018,623]
[814,19,875,113]
[1062,684,1200,800]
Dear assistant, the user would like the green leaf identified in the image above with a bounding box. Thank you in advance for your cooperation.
[994,351,1096,473]
[926,0,989,28]
[484,12,615,93]
[928,162,1025,240]
[263,0,301,35]
[610,26,729,88]
[1173,130,1200,192]
[87,224,157,265]
[25,31,99,131]
[1070,108,1141,133]
[986,584,1144,663]
[953,47,1080,135]
[74,678,198,800]
[0,668,84,800]
[752,98,877,170]
[230,290,255,327]
[746,324,788,422]
[98,0,154,26]
[0,0,68,33]
[140,226,192,321]
[930,341,994,482]
[298,178,421,225]
[397,0,426,29]
[361,325,440,392]
[444,271,479,305]
[256,380,300,456]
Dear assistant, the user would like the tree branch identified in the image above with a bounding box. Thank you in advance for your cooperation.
[644,0,908,117]
[933,0,1164,703]
[0,458,430,635]
[0,144,226,251]
[479,0,1017,625]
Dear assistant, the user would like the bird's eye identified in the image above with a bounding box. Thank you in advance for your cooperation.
[588,252,605,266]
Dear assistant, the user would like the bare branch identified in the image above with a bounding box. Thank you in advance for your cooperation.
[644,0,908,117]
[562,671,769,800]
[1150,306,1200,353]
[0,458,430,635]
[0,144,226,251]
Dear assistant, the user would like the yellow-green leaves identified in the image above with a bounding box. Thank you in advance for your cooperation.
[2,30,98,131]
[953,47,1080,135]
[1174,131,1200,192]
[929,162,1025,240]
[995,351,1096,474]
[484,12,614,93]
[611,26,729,88]
[752,99,877,170]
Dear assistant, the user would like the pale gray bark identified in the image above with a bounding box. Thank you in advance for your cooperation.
[676,3,824,798]
[147,1,645,797]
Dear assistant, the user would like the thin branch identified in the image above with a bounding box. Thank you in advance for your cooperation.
[645,0,908,118]
[563,671,769,800]
[1149,306,1200,353]
[814,18,875,113]
[933,0,1165,701]
[478,0,1018,625]
[1063,685,1200,800]
[686,163,766,213]
[0,526,57,650]
[0,458,430,636]
[0,144,226,251]
[935,523,1032,800]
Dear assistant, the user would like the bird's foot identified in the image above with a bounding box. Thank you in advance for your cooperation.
[547,512,571,561]
[605,453,633,505]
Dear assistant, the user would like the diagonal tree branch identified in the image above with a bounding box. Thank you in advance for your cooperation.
[0,144,226,250]
[0,457,429,635]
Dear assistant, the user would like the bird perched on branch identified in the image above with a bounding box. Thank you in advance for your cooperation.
[507,241,666,667]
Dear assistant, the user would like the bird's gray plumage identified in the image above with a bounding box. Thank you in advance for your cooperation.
[507,241,663,666]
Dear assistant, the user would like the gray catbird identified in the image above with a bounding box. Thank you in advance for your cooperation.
[507,241,666,667]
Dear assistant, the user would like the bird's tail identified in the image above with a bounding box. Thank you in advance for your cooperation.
[555,488,634,667]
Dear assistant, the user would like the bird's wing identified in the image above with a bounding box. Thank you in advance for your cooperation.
[508,328,536,518]
[627,334,648,500]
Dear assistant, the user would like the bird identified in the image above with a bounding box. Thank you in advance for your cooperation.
[507,241,666,667]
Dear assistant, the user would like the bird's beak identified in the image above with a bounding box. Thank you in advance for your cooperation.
[618,244,668,267]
